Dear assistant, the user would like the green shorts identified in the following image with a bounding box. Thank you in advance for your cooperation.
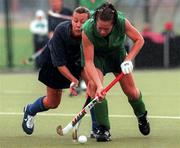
[81,48,126,75]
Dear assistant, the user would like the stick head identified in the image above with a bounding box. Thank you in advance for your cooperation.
[72,129,78,142]
[56,125,63,136]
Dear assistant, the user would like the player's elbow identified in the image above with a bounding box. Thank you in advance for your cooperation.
[136,36,144,49]
[141,37,145,46]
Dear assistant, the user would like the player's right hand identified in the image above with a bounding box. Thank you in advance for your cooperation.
[69,81,79,96]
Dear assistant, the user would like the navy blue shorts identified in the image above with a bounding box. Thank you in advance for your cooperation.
[38,63,82,89]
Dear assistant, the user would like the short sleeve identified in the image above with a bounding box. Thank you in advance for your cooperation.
[49,25,67,67]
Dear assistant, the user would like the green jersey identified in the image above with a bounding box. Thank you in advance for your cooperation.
[82,11,126,55]
[81,11,127,75]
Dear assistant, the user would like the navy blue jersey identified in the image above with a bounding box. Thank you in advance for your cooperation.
[48,7,72,32]
[48,21,81,67]
[38,21,82,89]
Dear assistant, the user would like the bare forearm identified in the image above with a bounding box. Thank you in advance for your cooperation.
[85,62,102,88]
[58,66,78,83]
[125,38,144,61]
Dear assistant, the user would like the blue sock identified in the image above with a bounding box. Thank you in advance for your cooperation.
[90,108,98,131]
[27,96,48,116]
[84,96,98,131]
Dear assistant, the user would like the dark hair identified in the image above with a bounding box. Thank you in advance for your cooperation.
[94,2,117,24]
[74,6,90,18]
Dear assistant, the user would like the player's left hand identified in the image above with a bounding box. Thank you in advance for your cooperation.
[121,60,133,74]
[96,87,106,102]
[69,81,79,96]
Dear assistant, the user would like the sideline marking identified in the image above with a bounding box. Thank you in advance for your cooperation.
[0,112,180,119]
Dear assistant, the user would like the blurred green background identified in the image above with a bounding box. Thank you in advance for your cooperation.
[0,26,33,68]
[1,0,180,69]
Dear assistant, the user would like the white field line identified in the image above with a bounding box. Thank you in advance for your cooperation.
[1,90,179,96]
[0,112,180,119]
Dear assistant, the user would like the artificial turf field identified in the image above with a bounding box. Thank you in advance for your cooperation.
[0,70,180,148]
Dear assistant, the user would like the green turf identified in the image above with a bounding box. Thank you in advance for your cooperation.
[0,70,180,148]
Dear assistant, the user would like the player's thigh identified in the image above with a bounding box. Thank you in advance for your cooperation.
[81,69,89,85]
[114,73,139,97]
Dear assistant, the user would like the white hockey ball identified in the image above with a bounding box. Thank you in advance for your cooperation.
[78,135,87,144]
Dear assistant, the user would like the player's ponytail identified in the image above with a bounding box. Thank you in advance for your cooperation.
[94,2,118,24]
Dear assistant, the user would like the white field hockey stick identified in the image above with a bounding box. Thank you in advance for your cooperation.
[57,72,124,136]
[72,97,92,141]
[22,48,44,64]
[48,10,72,20]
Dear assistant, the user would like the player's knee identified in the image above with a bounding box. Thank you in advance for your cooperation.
[43,97,60,109]
[124,88,140,100]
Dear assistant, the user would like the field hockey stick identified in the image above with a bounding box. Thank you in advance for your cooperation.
[57,72,124,136]
[22,48,44,64]
[48,10,72,20]
[72,122,79,141]
[72,96,92,141]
